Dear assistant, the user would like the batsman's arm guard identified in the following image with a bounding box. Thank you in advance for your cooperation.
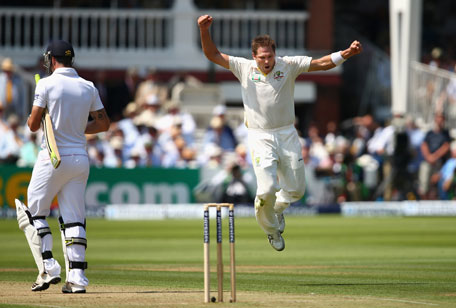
[15,199,45,276]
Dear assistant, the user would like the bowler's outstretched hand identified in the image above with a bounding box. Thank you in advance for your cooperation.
[348,40,363,57]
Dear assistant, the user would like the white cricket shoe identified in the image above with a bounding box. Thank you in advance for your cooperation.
[31,273,61,292]
[62,282,86,293]
[277,213,285,234]
[267,231,285,251]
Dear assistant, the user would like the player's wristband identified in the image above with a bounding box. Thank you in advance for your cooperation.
[331,51,346,66]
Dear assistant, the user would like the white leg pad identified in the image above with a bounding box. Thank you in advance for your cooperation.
[59,227,70,282]
[15,199,45,276]
[44,259,61,277]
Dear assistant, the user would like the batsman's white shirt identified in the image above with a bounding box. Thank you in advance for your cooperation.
[229,55,310,234]
[34,67,104,155]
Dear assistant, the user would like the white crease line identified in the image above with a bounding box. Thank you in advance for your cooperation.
[11,304,66,308]
[343,296,439,306]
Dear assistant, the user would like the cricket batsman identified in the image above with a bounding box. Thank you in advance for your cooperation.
[16,39,110,292]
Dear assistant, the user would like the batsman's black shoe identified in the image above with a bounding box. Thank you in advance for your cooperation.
[62,282,86,293]
[31,273,61,291]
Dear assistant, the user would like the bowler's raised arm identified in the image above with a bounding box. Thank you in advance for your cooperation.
[198,15,230,69]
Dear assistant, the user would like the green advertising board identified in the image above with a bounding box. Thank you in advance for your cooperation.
[0,165,200,209]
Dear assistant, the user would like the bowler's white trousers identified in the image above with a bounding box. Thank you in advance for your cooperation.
[28,149,90,286]
[248,124,306,235]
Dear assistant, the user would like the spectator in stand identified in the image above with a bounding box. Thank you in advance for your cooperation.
[134,94,164,131]
[141,134,162,167]
[0,58,26,122]
[405,116,425,192]
[234,143,251,168]
[124,147,142,169]
[435,63,456,116]
[0,105,7,130]
[299,137,334,205]
[366,119,392,163]
[86,134,105,167]
[140,120,160,145]
[382,115,414,201]
[0,114,23,164]
[437,141,456,200]
[118,102,141,151]
[17,131,40,167]
[306,123,332,170]
[203,115,237,151]
[214,104,237,138]
[161,135,197,168]
[419,113,450,199]
[324,121,339,149]
[104,135,125,168]
[355,114,378,141]
[221,164,254,204]
[350,125,367,158]
[135,67,167,107]
[428,47,443,69]
[155,99,196,145]
[200,143,224,169]
[178,145,198,169]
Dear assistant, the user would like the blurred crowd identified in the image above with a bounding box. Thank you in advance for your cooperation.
[2,56,456,204]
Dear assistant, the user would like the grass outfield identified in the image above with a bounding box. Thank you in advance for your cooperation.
[0,215,455,307]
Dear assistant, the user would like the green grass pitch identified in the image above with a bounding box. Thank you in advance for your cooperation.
[1,215,455,307]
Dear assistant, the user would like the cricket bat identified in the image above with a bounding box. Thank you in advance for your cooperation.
[35,74,61,169]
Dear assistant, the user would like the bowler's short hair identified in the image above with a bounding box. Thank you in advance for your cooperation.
[251,35,276,55]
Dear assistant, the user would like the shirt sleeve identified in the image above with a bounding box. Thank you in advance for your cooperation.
[229,56,250,82]
[441,160,456,181]
[282,56,312,79]
[33,79,47,108]
[91,85,105,111]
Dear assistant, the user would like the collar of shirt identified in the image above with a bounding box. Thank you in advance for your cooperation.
[52,67,78,77]
[252,57,278,77]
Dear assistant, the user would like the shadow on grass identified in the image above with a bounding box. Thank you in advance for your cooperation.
[298,282,431,286]
[86,290,203,294]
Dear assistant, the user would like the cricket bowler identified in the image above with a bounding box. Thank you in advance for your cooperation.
[198,14,362,251]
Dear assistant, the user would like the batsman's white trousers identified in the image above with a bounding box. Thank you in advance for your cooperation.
[28,149,90,286]
[248,124,306,235]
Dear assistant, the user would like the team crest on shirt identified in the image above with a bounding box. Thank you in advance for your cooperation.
[254,156,261,167]
[273,70,284,80]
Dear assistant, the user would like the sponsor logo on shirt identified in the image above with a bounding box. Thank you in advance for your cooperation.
[273,70,284,80]
[251,73,262,82]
